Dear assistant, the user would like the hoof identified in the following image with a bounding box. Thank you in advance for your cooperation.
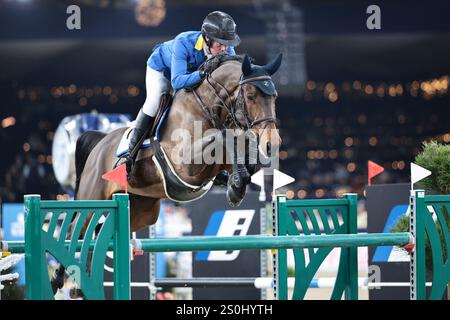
[226,182,246,207]
[50,268,66,294]
[213,170,229,187]
[231,166,250,189]
[246,163,257,176]
[69,287,85,300]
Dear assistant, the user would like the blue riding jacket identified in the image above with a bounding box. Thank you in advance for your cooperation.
[147,31,236,90]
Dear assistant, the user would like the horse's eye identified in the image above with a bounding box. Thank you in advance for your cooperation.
[246,95,254,101]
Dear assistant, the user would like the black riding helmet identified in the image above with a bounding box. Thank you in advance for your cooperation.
[201,11,241,47]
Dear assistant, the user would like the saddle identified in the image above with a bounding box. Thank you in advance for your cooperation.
[115,92,172,158]
[150,90,214,202]
[149,92,172,140]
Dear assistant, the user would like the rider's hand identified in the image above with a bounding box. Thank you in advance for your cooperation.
[199,57,220,78]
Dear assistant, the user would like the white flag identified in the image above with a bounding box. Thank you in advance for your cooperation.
[273,169,295,191]
[250,169,267,202]
[250,169,265,189]
[411,163,432,188]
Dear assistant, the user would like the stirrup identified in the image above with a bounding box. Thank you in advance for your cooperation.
[113,153,128,169]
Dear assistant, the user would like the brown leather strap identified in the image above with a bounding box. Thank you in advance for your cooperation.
[239,76,272,85]
[207,76,236,107]
[192,88,221,128]
[191,69,276,130]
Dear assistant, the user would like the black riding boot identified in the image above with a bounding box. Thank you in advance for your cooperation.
[125,109,155,175]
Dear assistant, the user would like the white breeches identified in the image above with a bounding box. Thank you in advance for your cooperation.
[142,66,171,117]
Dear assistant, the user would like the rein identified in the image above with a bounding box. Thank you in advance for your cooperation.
[191,62,276,131]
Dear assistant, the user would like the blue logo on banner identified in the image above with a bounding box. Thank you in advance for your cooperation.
[372,204,408,262]
[2,203,25,285]
[195,209,255,261]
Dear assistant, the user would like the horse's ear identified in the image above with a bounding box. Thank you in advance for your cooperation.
[263,53,283,76]
[242,54,252,77]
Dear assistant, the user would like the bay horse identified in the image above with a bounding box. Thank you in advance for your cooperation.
[51,54,282,294]
[76,54,282,231]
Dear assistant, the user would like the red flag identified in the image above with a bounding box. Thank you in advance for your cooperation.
[368,161,384,186]
[403,243,415,254]
[102,164,128,193]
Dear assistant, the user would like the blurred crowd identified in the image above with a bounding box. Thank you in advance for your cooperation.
[0,84,143,204]
[279,95,448,198]
[0,83,448,204]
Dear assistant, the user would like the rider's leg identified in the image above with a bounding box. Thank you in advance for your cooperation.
[126,67,170,174]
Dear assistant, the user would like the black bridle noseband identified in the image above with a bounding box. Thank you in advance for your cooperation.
[191,62,277,131]
[237,75,278,129]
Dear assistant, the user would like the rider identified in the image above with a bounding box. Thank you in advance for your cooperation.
[124,11,241,175]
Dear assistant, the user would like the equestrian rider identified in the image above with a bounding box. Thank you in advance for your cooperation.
[124,11,241,175]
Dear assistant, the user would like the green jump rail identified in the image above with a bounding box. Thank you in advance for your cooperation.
[132,233,411,252]
[1,233,411,253]
[1,190,448,300]
[23,194,130,300]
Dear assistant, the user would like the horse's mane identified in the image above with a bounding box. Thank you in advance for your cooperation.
[191,54,254,90]
[211,54,256,78]
[218,54,244,64]
[198,54,255,75]
[217,54,255,66]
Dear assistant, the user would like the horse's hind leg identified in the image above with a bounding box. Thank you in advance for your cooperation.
[50,196,161,296]
[50,211,95,296]
[129,196,160,232]
[51,264,66,295]
[52,167,112,295]
[51,160,117,295]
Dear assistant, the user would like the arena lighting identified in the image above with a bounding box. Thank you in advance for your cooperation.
[296,189,307,199]
[1,116,16,128]
[13,74,449,105]
[135,0,166,27]
[443,133,450,143]
[254,0,307,96]
[301,75,449,100]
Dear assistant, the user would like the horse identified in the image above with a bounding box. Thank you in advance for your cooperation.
[51,54,282,294]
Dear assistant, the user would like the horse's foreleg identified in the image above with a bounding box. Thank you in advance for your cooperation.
[226,156,250,207]
[224,131,253,207]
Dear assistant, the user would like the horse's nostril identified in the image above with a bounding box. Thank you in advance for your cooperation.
[267,142,271,157]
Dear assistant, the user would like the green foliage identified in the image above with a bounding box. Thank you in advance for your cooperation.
[391,141,450,272]
[390,213,449,271]
[390,215,409,233]
[415,141,450,194]
[288,266,295,277]
[0,267,25,300]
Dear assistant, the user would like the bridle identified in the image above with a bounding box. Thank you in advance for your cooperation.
[191,62,277,131]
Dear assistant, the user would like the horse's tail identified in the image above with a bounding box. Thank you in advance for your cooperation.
[74,131,107,198]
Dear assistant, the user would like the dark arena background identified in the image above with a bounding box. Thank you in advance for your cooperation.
[0,0,449,302]
[1,0,449,201]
